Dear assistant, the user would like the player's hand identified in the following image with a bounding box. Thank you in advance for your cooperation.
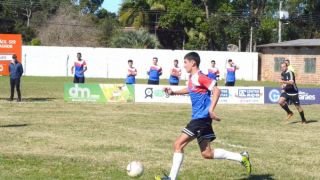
[209,111,221,121]
[163,87,173,95]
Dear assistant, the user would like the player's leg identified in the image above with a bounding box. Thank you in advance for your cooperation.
[278,93,293,120]
[79,77,85,83]
[168,133,194,180]
[73,76,79,83]
[16,78,21,101]
[9,78,15,100]
[291,95,307,123]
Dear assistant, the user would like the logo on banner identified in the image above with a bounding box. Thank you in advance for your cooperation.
[69,84,91,98]
[145,88,153,98]
[220,89,230,97]
[299,91,316,101]
[269,89,280,103]
[237,89,261,98]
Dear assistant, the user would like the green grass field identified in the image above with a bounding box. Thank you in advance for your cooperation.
[0,76,319,179]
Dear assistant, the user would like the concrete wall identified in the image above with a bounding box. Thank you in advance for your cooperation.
[259,47,320,84]
[22,46,259,81]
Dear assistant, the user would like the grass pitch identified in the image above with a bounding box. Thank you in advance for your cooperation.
[0,76,319,179]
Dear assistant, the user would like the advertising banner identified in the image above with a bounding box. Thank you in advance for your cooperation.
[135,84,190,103]
[264,87,320,105]
[219,87,264,104]
[135,85,264,104]
[64,83,134,103]
[0,34,22,75]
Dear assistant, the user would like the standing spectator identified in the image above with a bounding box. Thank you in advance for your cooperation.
[169,59,181,86]
[225,59,239,86]
[284,59,295,73]
[71,52,87,83]
[207,60,220,85]
[126,59,137,84]
[147,57,162,85]
[9,54,23,102]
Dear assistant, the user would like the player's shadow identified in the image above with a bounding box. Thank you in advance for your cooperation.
[239,174,275,180]
[22,98,57,102]
[0,124,29,128]
[289,120,318,124]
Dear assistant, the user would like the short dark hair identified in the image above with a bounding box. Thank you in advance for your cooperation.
[77,52,81,55]
[211,60,215,63]
[153,57,158,61]
[228,59,232,63]
[174,59,178,63]
[184,52,201,67]
[285,59,290,63]
[281,62,288,66]
[128,59,133,63]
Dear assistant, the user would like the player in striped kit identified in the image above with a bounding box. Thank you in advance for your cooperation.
[125,59,137,84]
[169,59,181,86]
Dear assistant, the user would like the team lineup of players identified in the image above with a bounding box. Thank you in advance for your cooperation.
[69,53,239,86]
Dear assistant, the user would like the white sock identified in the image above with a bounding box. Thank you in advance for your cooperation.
[169,152,184,180]
[213,148,242,162]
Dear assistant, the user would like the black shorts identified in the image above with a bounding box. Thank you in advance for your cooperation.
[225,82,235,86]
[281,92,300,105]
[170,82,179,86]
[182,118,216,144]
[148,80,159,85]
[74,76,85,83]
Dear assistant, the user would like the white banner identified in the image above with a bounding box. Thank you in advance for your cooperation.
[135,84,190,103]
[219,87,264,104]
[135,85,264,104]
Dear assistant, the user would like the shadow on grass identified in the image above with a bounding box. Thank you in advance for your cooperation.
[0,124,29,128]
[238,174,275,180]
[289,120,318,124]
[0,97,57,102]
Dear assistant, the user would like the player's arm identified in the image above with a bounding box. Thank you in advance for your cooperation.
[209,86,221,121]
[170,68,175,76]
[82,61,87,73]
[163,87,189,95]
[216,69,220,80]
[133,69,137,76]
[159,67,162,76]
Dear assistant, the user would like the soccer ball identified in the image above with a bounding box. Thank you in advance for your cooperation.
[127,161,144,177]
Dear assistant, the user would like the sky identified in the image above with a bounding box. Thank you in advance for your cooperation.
[101,0,122,14]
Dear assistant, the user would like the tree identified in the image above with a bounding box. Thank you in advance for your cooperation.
[110,30,160,49]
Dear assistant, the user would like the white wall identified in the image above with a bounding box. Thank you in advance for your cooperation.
[22,46,259,81]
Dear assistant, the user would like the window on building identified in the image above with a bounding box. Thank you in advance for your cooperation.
[304,58,316,73]
[274,57,285,72]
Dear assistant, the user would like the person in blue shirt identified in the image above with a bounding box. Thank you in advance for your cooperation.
[147,57,162,85]
[225,59,239,86]
[126,59,137,84]
[156,52,251,180]
[9,54,23,102]
[71,53,87,83]
[169,59,181,86]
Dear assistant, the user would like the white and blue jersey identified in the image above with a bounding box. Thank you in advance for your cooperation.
[74,60,87,78]
[148,65,162,81]
[169,67,181,84]
[126,67,137,84]
[226,66,236,83]
[207,67,220,81]
[188,71,216,120]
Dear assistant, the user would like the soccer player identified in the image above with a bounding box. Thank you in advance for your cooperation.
[284,59,295,73]
[71,52,87,83]
[225,59,239,86]
[169,59,181,86]
[278,62,307,123]
[8,54,23,102]
[125,59,137,84]
[147,57,162,85]
[207,60,220,85]
[156,52,251,180]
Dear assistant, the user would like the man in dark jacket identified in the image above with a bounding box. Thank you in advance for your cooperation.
[9,54,23,102]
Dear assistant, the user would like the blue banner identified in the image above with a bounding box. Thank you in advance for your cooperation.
[264,87,320,104]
